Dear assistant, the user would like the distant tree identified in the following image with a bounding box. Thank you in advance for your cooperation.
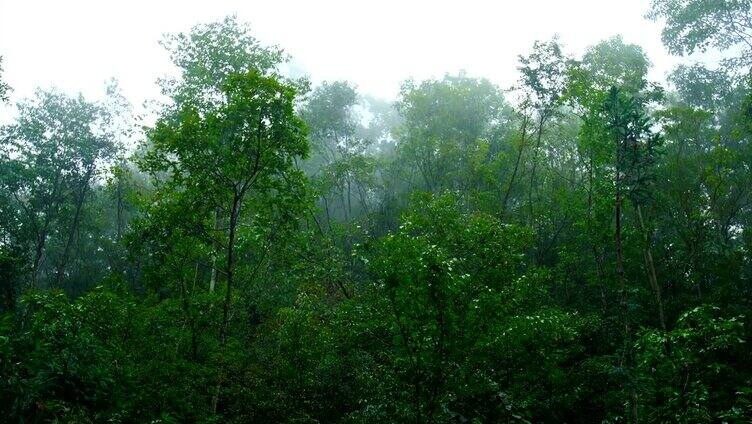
[301,81,376,236]
[0,56,10,103]
[396,74,508,193]
[0,89,119,288]
[581,36,652,95]
[159,16,300,292]
[669,64,733,112]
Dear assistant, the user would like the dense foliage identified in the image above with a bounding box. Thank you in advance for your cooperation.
[1,3,752,422]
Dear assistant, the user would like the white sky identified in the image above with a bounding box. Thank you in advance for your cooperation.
[0,0,694,113]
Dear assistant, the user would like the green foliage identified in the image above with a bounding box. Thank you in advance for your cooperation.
[352,194,594,422]
[396,74,510,193]
[648,0,752,67]
[1,288,132,421]
[0,87,123,290]
[160,15,288,109]
[581,36,651,95]
[0,56,10,103]
[143,71,308,199]
[636,306,749,422]
[3,11,752,424]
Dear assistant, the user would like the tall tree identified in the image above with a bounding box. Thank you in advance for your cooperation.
[141,70,308,413]
[159,16,295,292]
[517,39,568,217]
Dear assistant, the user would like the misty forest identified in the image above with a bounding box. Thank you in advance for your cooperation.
[2,1,752,422]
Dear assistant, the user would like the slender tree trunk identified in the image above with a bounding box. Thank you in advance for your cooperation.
[347,178,352,217]
[426,267,447,423]
[116,175,123,242]
[527,116,546,224]
[356,182,371,216]
[29,170,64,288]
[213,193,241,414]
[340,186,350,225]
[616,185,637,423]
[210,208,220,293]
[179,262,199,360]
[616,148,638,424]
[587,155,608,311]
[221,198,240,335]
[31,234,46,288]
[55,166,93,288]
[501,114,529,215]
[636,204,666,331]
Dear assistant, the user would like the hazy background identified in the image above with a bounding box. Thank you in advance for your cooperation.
[0,0,693,110]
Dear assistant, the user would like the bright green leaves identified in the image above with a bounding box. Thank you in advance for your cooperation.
[2,288,135,420]
[143,70,308,212]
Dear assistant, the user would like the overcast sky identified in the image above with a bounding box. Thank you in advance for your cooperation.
[0,0,691,111]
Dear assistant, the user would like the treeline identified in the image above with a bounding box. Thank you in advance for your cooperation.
[1,1,752,422]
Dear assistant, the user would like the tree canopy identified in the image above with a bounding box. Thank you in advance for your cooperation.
[1,7,752,423]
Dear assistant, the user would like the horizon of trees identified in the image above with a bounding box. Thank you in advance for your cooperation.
[1,1,752,422]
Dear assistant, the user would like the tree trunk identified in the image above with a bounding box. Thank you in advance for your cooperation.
[210,208,220,293]
[616,151,638,424]
[31,236,46,289]
[29,170,64,288]
[501,114,529,215]
[179,262,199,360]
[54,166,93,288]
[213,193,241,414]
[587,154,608,312]
[527,116,546,225]
[636,204,666,331]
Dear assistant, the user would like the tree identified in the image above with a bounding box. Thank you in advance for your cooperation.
[357,194,591,422]
[159,16,297,293]
[648,0,752,68]
[160,14,287,110]
[395,74,508,194]
[505,38,569,255]
[0,56,10,103]
[141,70,309,413]
[581,36,652,95]
[0,89,119,288]
[301,81,376,233]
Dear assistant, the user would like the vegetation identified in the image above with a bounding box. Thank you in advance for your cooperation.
[1,3,752,422]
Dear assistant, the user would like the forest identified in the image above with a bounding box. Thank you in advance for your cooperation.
[0,1,751,422]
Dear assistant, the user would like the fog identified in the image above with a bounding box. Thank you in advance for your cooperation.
[1,0,687,108]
